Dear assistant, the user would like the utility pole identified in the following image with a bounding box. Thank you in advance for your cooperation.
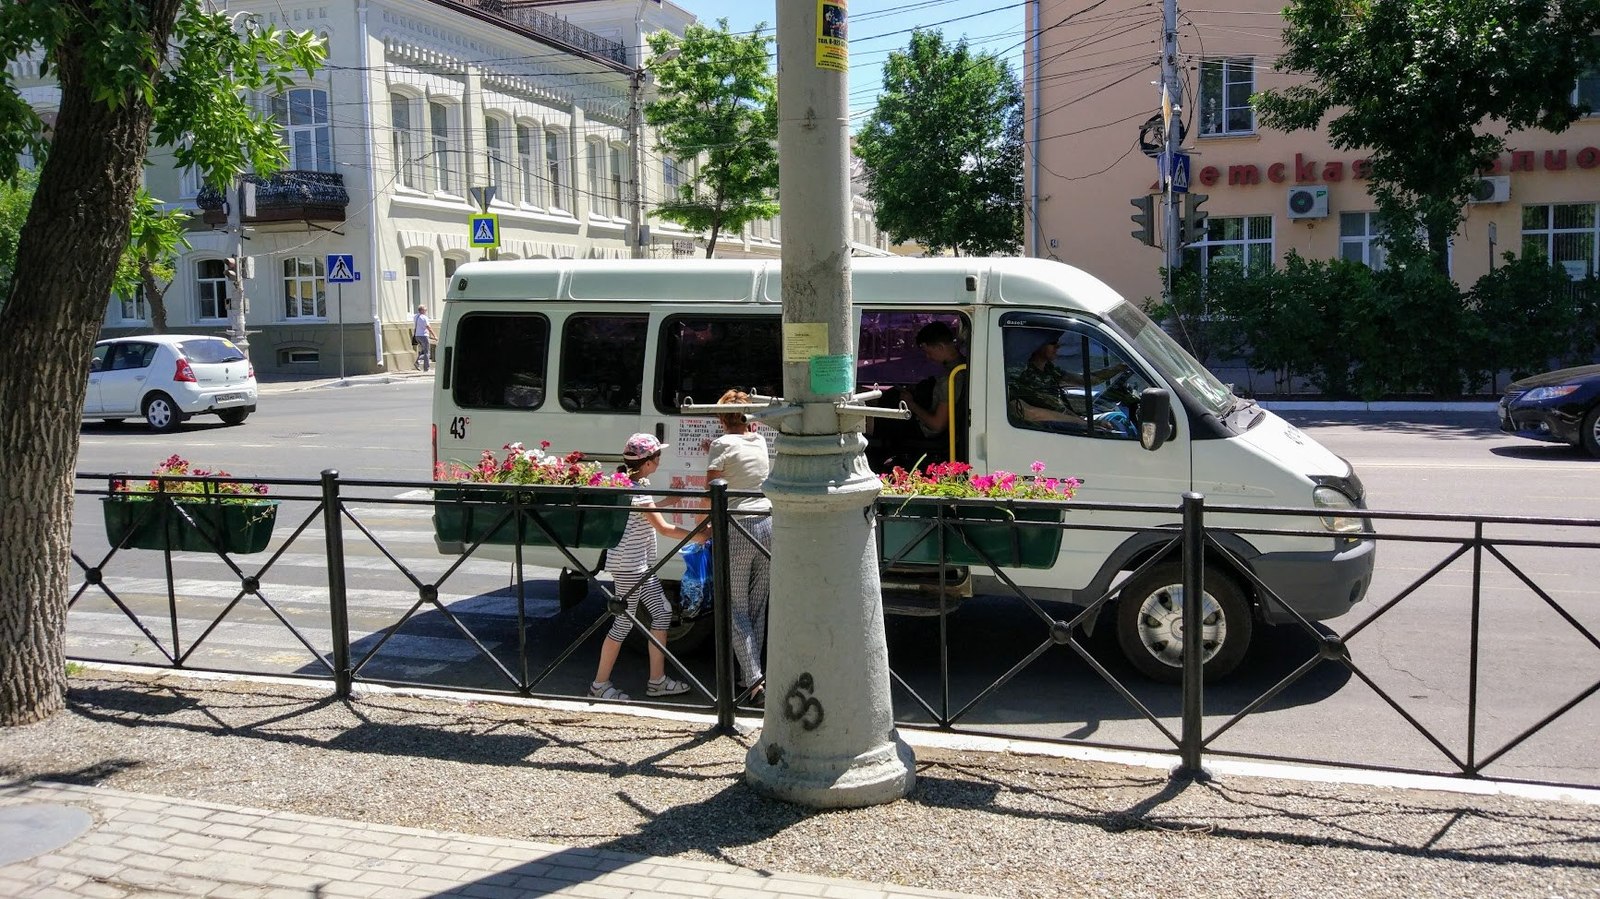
[1161,0,1182,297]
[226,180,254,359]
[745,1,916,809]
[627,65,647,259]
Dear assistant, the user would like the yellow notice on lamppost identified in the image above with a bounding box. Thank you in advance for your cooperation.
[816,1,847,71]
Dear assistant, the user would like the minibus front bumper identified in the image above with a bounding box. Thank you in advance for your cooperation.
[1250,536,1376,624]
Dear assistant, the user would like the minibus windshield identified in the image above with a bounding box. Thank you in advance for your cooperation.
[1105,302,1234,418]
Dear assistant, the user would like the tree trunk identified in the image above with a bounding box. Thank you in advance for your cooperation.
[0,1,178,726]
[141,258,170,334]
[704,222,721,258]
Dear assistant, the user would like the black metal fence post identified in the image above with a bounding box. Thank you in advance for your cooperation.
[708,480,736,732]
[1178,491,1206,778]
[321,469,352,698]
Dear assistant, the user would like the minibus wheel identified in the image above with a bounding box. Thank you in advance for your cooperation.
[1115,562,1251,682]
[558,568,590,611]
[625,582,714,656]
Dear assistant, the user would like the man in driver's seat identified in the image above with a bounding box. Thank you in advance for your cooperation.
[1009,333,1127,429]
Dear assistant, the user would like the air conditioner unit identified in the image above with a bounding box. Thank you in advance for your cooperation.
[1287,185,1329,219]
[1469,175,1511,204]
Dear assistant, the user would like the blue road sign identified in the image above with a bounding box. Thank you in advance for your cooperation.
[1170,152,1191,194]
[326,254,359,283]
[470,213,500,249]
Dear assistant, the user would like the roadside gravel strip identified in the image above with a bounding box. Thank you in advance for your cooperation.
[2,670,1598,899]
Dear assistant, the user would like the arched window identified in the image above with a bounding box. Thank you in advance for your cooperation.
[282,256,327,319]
[485,115,510,203]
[196,258,230,320]
[273,87,332,172]
[390,92,422,189]
[586,139,607,218]
[517,122,541,208]
[405,254,426,310]
[430,101,458,194]
[545,128,568,212]
[609,144,627,218]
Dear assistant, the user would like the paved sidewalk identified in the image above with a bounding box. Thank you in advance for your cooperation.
[0,781,983,899]
[256,368,433,397]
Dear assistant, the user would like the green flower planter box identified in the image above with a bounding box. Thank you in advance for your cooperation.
[433,488,632,549]
[878,502,1063,569]
[102,497,279,555]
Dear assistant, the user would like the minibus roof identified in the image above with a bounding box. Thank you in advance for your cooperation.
[443,257,1125,317]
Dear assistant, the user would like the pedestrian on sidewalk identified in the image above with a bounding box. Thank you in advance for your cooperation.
[591,433,695,702]
[413,305,437,371]
[707,389,772,704]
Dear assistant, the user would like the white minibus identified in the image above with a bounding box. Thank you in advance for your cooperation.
[431,257,1374,680]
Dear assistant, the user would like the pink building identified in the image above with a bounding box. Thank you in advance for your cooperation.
[1024,0,1600,302]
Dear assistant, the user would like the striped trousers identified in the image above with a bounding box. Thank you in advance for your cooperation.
[728,515,773,688]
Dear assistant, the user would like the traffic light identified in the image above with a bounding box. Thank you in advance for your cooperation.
[1180,193,1210,247]
[1130,195,1156,247]
[224,256,240,281]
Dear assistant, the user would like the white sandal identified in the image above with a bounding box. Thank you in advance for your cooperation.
[588,681,629,701]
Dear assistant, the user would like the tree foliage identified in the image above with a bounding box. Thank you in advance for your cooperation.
[855,30,1023,257]
[1255,0,1600,275]
[0,0,324,726]
[0,169,36,309]
[644,19,779,258]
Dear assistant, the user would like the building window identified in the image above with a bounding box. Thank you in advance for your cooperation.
[430,101,457,194]
[517,123,541,207]
[1184,215,1274,278]
[662,156,683,194]
[117,285,148,323]
[180,165,204,199]
[485,115,510,203]
[196,258,230,320]
[1577,51,1600,115]
[1199,58,1255,136]
[610,145,627,218]
[443,255,463,289]
[587,140,607,218]
[1523,203,1598,280]
[283,256,327,319]
[390,93,421,190]
[405,254,425,310]
[272,87,332,172]
[1339,212,1388,271]
[545,128,567,211]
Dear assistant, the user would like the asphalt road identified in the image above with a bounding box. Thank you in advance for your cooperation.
[69,379,1600,786]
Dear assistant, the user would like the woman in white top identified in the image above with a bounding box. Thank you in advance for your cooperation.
[706,389,773,703]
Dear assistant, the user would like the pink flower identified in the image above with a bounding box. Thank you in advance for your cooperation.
[1030,460,1045,474]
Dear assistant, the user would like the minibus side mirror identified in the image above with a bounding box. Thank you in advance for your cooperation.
[1137,388,1172,451]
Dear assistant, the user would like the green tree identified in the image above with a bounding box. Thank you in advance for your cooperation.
[0,0,324,726]
[0,169,37,309]
[644,19,779,258]
[1255,0,1600,276]
[855,30,1023,257]
[120,190,191,333]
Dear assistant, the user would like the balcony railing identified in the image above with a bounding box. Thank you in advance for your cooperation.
[469,0,629,66]
[197,171,349,226]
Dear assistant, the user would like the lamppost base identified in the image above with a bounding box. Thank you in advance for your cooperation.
[745,735,915,809]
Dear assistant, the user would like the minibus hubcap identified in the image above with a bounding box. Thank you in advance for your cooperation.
[1135,585,1225,667]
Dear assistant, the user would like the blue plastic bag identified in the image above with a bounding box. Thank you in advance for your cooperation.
[678,542,712,618]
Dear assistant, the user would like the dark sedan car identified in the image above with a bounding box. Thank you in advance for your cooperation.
[1499,363,1600,457]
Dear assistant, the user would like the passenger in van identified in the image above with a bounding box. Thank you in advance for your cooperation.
[590,433,696,702]
[896,322,966,442]
[707,390,772,703]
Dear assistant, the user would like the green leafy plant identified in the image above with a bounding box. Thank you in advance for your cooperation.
[112,455,269,502]
[879,461,1080,501]
[434,442,634,488]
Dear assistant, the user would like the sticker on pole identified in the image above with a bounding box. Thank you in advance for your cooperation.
[816,1,847,72]
[326,254,359,283]
[470,213,500,249]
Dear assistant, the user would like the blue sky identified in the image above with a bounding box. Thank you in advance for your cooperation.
[672,1,1027,126]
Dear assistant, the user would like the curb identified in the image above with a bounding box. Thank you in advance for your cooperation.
[257,370,434,396]
[1261,400,1500,413]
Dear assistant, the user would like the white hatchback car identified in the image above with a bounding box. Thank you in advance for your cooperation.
[86,335,258,432]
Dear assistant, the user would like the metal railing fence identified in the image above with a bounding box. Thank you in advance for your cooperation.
[67,470,1600,789]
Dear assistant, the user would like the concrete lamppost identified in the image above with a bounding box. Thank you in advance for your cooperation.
[627,46,679,260]
[742,1,916,809]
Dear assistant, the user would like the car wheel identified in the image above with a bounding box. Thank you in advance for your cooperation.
[143,393,185,433]
[1115,561,1252,683]
[1582,405,1600,459]
[218,408,250,426]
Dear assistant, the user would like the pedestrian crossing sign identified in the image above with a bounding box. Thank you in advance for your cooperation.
[470,213,500,249]
[326,254,359,283]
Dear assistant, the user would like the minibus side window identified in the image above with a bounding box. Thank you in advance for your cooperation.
[560,314,648,413]
[857,310,971,471]
[655,315,782,412]
[451,312,550,410]
[1002,322,1145,439]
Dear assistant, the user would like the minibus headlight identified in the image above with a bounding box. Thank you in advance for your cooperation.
[1312,485,1363,533]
